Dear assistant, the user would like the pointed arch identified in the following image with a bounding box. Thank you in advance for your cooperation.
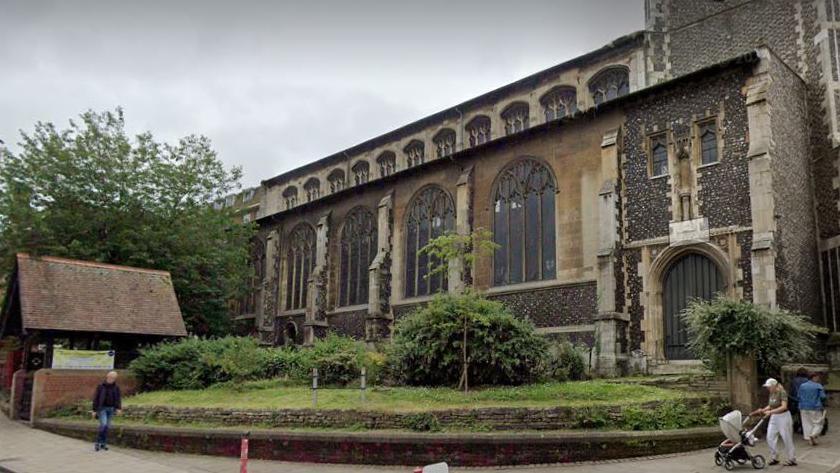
[285,223,316,311]
[433,128,456,158]
[404,185,455,298]
[328,168,346,193]
[303,177,321,202]
[540,86,578,121]
[491,158,557,286]
[377,151,396,177]
[588,66,630,105]
[404,139,425,168]
[282,186,298,209]
[501,101,529,135]
[352,160,370,185]
[466,115,491,147]
[339,206,377,306]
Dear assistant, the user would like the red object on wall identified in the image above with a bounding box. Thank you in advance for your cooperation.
[240,437,249,473]
[1,351,22,391]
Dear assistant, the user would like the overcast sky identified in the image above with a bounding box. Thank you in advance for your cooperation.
[0,1,644,188]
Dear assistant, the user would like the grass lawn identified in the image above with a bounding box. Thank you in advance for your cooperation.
[125,379,700,412]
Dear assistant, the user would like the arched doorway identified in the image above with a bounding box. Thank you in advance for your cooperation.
[662,253,724,360]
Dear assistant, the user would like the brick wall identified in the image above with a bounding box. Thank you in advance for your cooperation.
[30,369,138,419]
[36,417,723,466]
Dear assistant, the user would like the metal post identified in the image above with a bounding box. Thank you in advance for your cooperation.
[312,368,319,408]
[360,366,367,403]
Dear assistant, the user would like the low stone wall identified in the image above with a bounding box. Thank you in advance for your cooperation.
[31,369,138,420]
[108,397,724,431]
[35,418,722,466]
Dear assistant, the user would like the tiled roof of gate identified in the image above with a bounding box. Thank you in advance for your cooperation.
[15,253,187,337]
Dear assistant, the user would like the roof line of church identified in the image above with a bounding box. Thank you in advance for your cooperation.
[262,30,647,187]
[257,48,761,225]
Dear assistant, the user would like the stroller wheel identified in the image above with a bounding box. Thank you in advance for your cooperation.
[724,459,736,471]
[715,452,724,466]
[751,455,766,469]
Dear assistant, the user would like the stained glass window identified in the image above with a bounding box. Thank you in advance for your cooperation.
[404,140,425,168]
[304,178,320,202]
[466,116,491,147]
[377,151,396,177]
[328,169,346,193]
[282,186,298,209]
[589,67,630,106]
[352,161,370,185]
[339,207,377,306]
[404,186,455,298]
[492,159,556,286]
[700,121,718,165]
[502,102,529,135]
[541,87,578,122]
[651,135,669,177]
[285,224,316,311]
[433,128,456,158]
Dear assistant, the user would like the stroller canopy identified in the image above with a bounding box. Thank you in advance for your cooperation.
[720,410,744,443]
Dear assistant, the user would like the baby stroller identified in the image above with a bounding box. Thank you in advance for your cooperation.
[714,410,768,470]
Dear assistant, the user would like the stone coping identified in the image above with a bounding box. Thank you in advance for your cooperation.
[35,418,721,466]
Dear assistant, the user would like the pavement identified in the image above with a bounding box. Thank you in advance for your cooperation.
[1,412,840,473]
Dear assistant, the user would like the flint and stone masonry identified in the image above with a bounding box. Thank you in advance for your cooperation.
[232,1,840,376]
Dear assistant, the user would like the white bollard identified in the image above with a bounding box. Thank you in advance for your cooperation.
[312,368,318,408]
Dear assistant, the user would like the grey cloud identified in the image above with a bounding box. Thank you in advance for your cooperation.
[0,0,644,187]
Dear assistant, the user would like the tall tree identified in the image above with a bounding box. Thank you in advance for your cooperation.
[0,108,255,335]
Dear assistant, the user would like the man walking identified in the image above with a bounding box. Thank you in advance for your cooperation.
[91,371,122,451]
[798,372,827,446]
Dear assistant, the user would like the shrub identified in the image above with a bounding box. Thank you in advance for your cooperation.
[682,296,825,374]
[266,333,369,386]
[542,339,587,382]
[130,336,271,390]
[387,291,549,387]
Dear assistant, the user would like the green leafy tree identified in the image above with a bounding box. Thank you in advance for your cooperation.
[0,108,254,335]
[419,229,498,391]
[682,296,825,374]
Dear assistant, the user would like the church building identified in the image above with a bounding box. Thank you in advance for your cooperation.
[239,0,840,375]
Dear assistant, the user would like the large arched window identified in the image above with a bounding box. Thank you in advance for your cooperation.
[285,223,316,311]
[466,115,491,147]
[501,102,529,135]
[492,159,557,286]
[282,186,298,209]
[404,186,455,298]
[589,66,630,106]
[377,151,396,177]
[239,237,265,315]
[540,86,577,122]
[433,128,456,158]
[328,169,346,193]
[304,178,321,202]
[352,161,370,185]
[339,207,377,306]
[404,140,425,168]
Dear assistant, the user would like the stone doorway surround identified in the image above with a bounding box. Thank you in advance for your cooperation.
[640,239,737,367]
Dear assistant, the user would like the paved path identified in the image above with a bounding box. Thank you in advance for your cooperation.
[2,413,839,473]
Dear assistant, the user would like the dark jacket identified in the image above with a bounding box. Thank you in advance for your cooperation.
[92,382,122,411]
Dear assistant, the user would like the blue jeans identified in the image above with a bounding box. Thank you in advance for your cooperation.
[96,407,115,446]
